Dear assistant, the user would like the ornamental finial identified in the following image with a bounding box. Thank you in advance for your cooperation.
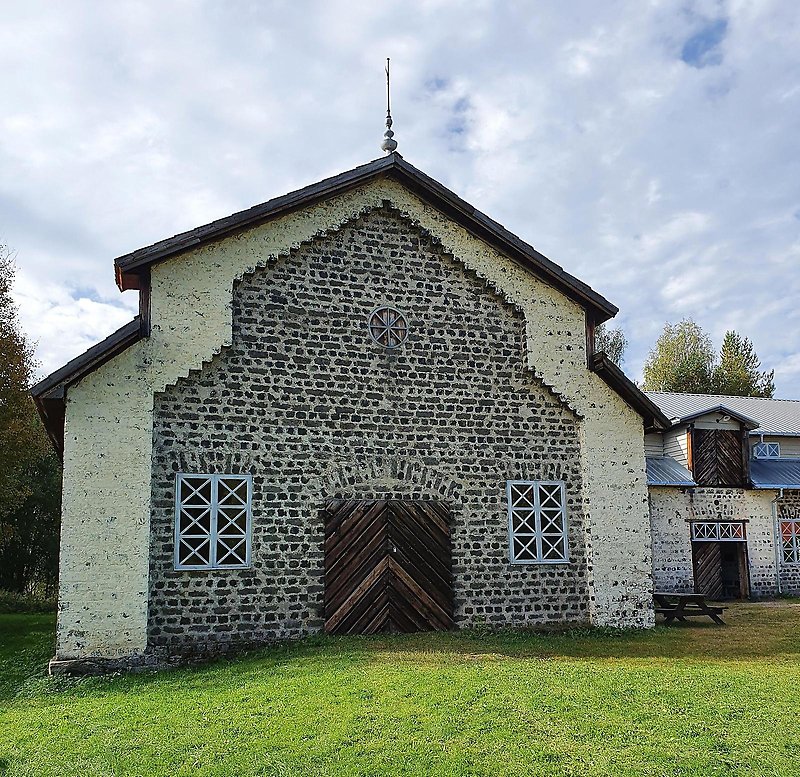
[381,58,398,154]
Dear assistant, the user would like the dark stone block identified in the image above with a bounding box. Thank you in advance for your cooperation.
[147,206,587,654]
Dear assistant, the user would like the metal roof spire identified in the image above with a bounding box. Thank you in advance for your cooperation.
[381,58,397,154]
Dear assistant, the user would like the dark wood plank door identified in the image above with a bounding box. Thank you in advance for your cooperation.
[720,543,750,599]
[692,541,724,600]
[692,429,744,486]
[323,499,453,635]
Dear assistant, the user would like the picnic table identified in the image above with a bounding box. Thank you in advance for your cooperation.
[653,592,727,625]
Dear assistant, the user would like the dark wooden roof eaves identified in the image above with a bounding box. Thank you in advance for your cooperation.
[31,317,143,400]
[590,352,671,431]
[33,395,65,459]
[114,156,397,283]
[31,317,143,456]
[389,158,617,320]
[114,154,618,321]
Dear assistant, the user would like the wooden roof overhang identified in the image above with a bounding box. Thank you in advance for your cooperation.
[30,317,144,457]
[590,353,671,432]
[113,153,619,324]
[674,405,761,431]
[34,153,669,454]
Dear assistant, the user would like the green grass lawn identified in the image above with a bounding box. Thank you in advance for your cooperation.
[2,603,800,776]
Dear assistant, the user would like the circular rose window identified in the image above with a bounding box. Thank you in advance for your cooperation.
[368,306,408,348]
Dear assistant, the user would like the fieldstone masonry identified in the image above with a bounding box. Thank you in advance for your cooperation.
[148,207,589,654]
[649,486,792,598]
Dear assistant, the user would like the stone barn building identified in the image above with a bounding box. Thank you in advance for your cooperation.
[33,153,669,673]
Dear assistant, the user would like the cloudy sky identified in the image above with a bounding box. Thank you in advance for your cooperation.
[2,0,799,394]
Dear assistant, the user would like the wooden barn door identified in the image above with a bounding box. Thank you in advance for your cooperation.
[323,499,453,635]
[692,542,724,600]
[720,543,750,599]
[692,429,744,486]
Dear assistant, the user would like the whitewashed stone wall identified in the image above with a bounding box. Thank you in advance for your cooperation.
[648,486,780,598]
[649,487,695,593]
[56,176,653,662]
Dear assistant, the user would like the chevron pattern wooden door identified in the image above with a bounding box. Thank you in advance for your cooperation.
[323,499,453,635]
[692,429,744,486]
[692,541,724,600]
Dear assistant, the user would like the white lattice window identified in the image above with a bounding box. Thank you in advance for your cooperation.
[780,519,800,565]
[753,442,780,459]
[506,481,569,564]
[174,474,252,570]
[690,521,746,541]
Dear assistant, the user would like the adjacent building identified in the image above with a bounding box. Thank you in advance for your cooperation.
[645,392,800,599]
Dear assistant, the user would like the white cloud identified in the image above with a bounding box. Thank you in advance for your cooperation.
[12,269,136,377]
[1,0,799,396]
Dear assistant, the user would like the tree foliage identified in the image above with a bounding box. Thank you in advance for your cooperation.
[0,245,61,595]
[642,319,716,393]
[642,318,775,397]
[713,331,775,398]
[595,322,628,367]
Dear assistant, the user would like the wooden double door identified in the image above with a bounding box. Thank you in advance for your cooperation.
[323,499,453,635]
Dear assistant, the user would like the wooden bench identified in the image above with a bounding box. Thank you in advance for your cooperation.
[653,592,728,625]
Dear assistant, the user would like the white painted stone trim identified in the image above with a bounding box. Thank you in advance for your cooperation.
[58,178,652,659]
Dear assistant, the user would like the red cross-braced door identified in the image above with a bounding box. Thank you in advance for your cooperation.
[323,499,453,635]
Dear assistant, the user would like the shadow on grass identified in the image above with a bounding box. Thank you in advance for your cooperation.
[394,601,800,661]
[3,602,799,702]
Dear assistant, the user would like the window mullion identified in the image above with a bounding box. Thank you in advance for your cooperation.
[506,481,516,562]
[210,474,219,568]
[558,483,568,547]
[245,478,253,565]
[533,481,543,563]
[173,473,182,569]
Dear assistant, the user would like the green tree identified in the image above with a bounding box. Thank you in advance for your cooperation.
[713,330,775,398]
[643,319,775,398]
[595,322,628,367]
[642,319,716,393]
[0,245,61,595]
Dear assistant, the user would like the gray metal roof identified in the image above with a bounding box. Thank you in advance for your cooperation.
[750,459,800,489]
[645,392,800,436]
[646,457,697,487]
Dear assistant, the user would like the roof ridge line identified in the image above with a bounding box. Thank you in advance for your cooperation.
[645,391,800,403]
[111,153,618,321]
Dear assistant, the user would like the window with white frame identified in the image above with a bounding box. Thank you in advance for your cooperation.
[506,481,569,563]
[753,441,780,459]
[175,474,252,570]
[780,518,800,565]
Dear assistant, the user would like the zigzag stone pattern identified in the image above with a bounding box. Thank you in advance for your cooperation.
[147,206,588,653]
[57,178,652,662]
